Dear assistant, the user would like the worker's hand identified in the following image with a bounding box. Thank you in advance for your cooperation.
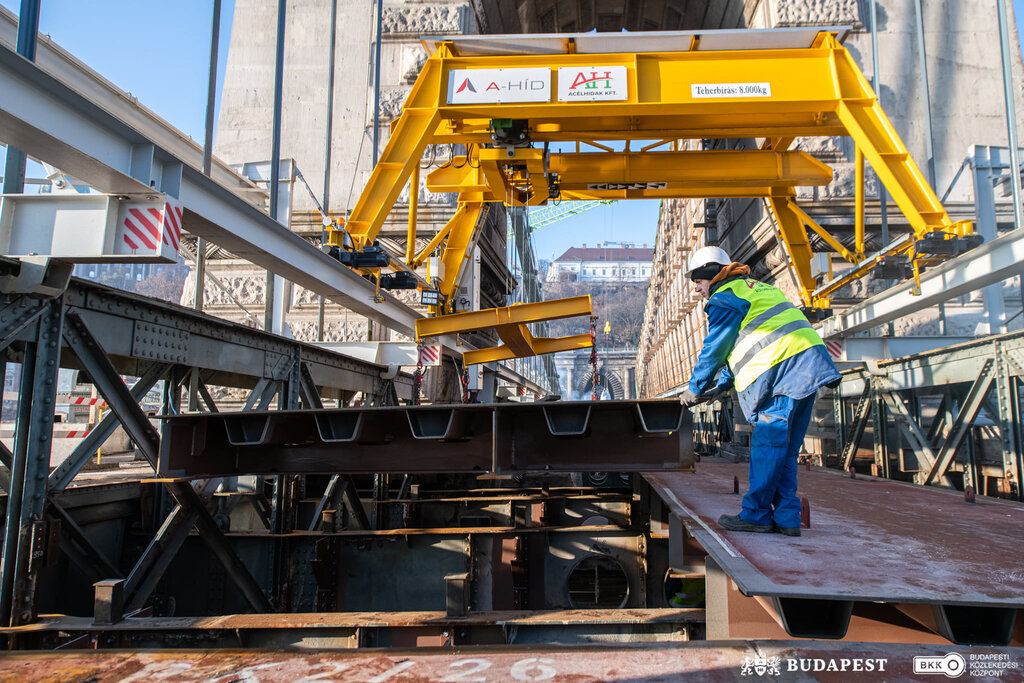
[699,383,732,403]
[679,389,702,407]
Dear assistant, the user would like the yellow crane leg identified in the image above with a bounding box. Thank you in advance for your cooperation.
[438,202,486,312]
[334,57,443,249]
[831,41,958,239]
[766,194,818,308]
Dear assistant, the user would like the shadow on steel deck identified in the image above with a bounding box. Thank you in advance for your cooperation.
[645,461,1024,645]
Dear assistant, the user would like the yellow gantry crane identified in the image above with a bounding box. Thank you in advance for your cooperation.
[328,28,973,365]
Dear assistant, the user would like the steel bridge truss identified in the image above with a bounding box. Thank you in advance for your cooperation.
[0,272,407,627]
[833,331,1024,500]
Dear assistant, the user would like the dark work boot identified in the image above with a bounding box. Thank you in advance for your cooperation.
[718,514,772,533]
[772,523,801,537]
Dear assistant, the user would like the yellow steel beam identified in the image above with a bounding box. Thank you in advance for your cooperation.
[416,295,593,339]
[335,56,444,249]
[854,145,865,261]
[786,200,857,264]
[427,149,833,204]
[438,201,486,311]
[829,36,953,240]
[463,333,593,366]
[767,194,817,307]
[406,162,420,263]
[416,296,595,365]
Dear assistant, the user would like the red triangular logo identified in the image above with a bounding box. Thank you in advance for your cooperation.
[455,78,476,93]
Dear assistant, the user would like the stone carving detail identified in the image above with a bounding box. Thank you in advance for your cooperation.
[379,87,411,121]
[770,0,860,26]
[383,4,468,34]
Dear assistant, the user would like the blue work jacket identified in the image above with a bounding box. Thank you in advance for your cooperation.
[688,277,842,422]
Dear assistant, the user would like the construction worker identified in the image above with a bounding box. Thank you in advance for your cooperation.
[680,246,840,537]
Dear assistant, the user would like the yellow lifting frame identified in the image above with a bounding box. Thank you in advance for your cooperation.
[427,148,834,204]
[415,296,594,365]
[334,29,972,359]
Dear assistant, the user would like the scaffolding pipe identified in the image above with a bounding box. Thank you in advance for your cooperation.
[912,0,937,189]
[319,0,338,342]
[266,0,287,331]
[372,0,383,167]
[1,0,40,195]
[998,0,1024,230]
[196,0,221,314]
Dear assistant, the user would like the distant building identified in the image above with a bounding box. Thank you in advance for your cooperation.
[547,242,654,283]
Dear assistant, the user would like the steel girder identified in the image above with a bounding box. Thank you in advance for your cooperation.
[158,400,694,477]
[0,43,429,342]
[834,330,1024,500]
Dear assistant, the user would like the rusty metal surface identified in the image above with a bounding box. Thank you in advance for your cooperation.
[646,462,1024,605]
[0,643,1021,681]
[0,609,705,634]
[159,400,693,476]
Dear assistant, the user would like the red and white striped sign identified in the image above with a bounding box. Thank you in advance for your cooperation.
[824,340,843,360]
[56,396,107,407]
[116,197,183,261]
[0,427,92,439]
[418,344,441,366]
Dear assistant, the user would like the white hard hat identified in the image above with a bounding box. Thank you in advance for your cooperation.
[685,245,731,277]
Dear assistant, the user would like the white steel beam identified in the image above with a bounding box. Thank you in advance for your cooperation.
[819,225,1024,338]
[0,43,425,339]
[0,6,264,205]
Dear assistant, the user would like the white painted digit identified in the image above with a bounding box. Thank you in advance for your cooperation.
[510,658,557,681]
[441,658,492,682]
[209,662,279,683]
[368,660,416,682]
[119,661,193,683]
[297,662,351,682]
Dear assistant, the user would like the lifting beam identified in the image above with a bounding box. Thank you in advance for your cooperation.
[331,28,972,359]
[415,296,593,365]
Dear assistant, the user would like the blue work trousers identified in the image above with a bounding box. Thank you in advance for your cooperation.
[740,393,816,529]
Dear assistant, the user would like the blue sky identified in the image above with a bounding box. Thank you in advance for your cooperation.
[1,0,1023,259]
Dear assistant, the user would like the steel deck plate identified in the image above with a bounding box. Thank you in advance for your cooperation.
[1,642,1020,682]
[646,462,1024,606]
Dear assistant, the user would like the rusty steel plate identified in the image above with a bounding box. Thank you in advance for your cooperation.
[646,463,1024,606]
[1,642,1022,682]
[158,400,693,477]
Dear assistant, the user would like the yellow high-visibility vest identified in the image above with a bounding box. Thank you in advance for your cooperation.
[717,278,825,391]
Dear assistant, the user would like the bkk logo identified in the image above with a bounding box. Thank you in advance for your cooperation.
[913,653,966,678]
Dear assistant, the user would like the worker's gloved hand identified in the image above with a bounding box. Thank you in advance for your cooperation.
[679,389,702,407]
[699,383,733,403]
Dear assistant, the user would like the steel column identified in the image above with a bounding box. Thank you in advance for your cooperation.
[1,0,40,195]
[0,300,63,626]
[997,0,1024,230]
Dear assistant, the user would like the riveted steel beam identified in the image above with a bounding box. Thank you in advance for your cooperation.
[159,400,693,477]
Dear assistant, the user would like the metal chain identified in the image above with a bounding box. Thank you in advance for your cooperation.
[413,340,424,405]
[460,361,471,404]
[590,315,601,400]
